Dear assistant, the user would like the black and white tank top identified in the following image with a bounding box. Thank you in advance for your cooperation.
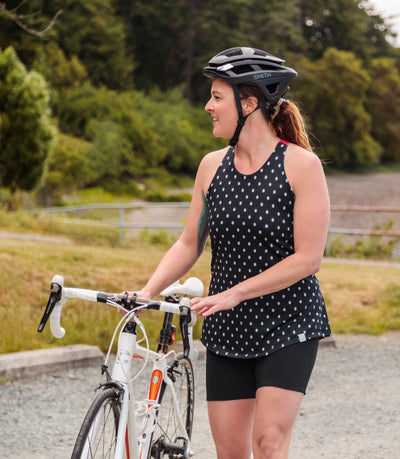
[201,141,331,358]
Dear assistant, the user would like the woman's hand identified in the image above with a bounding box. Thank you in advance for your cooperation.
[191,289,241,317]
[117,291,134,318]
[117,289,150,318]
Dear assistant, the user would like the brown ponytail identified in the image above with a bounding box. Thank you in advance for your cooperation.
[238,85,312,151]
[271,100,312,151]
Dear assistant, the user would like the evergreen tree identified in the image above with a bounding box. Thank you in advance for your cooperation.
[129,0,307,101]
[0,47,56,190]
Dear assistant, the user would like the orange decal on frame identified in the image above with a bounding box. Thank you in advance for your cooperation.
[148,369,163,401]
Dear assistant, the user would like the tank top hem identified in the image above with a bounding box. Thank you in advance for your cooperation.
[201,331,331,359]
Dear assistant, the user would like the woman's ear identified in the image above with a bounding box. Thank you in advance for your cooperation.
[242,96,258,116]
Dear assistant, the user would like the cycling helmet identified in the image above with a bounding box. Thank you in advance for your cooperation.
[203,47,298,146]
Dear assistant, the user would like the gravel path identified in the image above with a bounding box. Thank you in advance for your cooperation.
[1,333,399,458]
[326,172,400,231]
[125,172,400,234]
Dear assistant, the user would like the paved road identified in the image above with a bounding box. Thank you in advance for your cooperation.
[1,333,400,458]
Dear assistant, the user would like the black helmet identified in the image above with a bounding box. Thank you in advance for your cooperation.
[203,47,297,146]
[203,47,297,103]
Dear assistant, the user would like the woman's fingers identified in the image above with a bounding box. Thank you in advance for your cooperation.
[191,291,239,316]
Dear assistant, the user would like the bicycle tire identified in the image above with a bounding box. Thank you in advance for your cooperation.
[148,355,195,458]
[71,387,121,459]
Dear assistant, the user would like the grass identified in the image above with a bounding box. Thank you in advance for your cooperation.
[0,236,209,354]
[0,211,399,354]
[319,261,400,334]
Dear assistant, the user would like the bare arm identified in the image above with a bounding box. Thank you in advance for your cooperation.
[191,146,330,315]
[138,150,225,298]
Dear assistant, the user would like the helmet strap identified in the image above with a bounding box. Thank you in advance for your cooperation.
[229,86,273,147]
[229,85,246,147]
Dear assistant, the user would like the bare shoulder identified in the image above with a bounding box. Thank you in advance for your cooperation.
[199,146,229,168]
[285,143,323,169]
[284,143,325,192]
[196,146,230,192]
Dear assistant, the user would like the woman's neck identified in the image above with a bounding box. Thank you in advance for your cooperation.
[233,118,279,172]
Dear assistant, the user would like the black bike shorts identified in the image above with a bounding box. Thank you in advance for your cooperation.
[206,339,319,401]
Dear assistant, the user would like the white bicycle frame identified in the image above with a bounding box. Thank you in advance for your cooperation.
[44,275,203,459]
[110,328,190,459]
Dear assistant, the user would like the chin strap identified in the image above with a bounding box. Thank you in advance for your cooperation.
[229,85,246,147]
[229,85,274,147]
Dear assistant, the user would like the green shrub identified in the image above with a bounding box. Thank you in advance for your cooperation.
[117,87,225,174]
[328,222,400,260]
[38,131,94,204]
[139,229,175,245]
[145,191,192,202]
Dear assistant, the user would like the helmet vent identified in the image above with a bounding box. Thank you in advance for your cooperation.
[266,83,279,94]
[233,64,256,75]
[232,63,282,75]
[225,48,244,57]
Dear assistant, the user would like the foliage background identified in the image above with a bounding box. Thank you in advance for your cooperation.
[0,0,400,205]
[1,2,400,351]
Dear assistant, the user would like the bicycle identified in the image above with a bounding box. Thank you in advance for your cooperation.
[38,274,204,459]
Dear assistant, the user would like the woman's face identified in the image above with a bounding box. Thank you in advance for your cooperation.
[205,78,238,139]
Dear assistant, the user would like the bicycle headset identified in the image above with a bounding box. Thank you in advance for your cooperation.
[203,46,298,146]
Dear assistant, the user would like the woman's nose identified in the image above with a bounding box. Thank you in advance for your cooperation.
[205,98,213,112]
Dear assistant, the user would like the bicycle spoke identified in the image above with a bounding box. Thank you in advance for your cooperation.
[148,357,194,458]
[72,388,121,459]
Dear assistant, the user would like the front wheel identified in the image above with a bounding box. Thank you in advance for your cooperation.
[71,387,121,459]
[149,356,195,458]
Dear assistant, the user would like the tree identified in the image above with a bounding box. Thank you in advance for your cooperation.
[0,1,63,37]
[294,48,381,168]
[0,46,56,190]
[130,0,306,102]
[51,0,135,90]
[33,42,88,92]
[298,0,396,61]
[0,0,134,90]
[367,58,400,163]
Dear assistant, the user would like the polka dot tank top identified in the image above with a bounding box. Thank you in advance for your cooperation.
[201,141,331,358]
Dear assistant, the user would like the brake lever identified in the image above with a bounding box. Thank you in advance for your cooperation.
[37,278,63,333]
[179,298,192,359]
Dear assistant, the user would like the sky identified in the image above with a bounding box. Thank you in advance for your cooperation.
[366,0,400,46]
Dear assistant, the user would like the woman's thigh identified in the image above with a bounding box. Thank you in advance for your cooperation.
[252,386,303,458]
[208,398,256,459]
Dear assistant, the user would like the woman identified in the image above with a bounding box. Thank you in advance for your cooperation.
[137,47,331,459]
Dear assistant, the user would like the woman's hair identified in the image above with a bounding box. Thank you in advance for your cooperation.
[239,85,312,151]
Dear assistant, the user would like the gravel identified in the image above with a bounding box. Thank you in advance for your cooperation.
[1,333,400,458]
[326,172,400,231]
